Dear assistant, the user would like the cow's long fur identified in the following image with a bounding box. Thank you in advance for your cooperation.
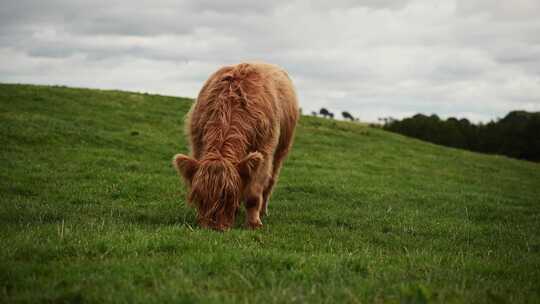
[173,62,299,230]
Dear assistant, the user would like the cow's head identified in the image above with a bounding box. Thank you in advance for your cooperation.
[173,152,262,230]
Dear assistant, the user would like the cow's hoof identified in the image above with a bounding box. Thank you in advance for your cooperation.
[246,220,263,230]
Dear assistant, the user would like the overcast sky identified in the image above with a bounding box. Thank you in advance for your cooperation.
[1,0,539,122]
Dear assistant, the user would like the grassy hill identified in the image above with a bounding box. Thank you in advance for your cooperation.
[1,83,539,303]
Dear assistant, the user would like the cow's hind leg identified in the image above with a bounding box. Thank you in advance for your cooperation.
[261,176,275,217]
[261,163,280,217]
[261,137,293,217]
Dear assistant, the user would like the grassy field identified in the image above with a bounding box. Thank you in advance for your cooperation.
[1,83,539,303]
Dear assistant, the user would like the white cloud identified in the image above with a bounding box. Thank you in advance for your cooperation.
[1,0,539,122]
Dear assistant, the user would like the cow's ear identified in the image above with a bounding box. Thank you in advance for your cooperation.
[237,152,263,181]
[173,154,199,183]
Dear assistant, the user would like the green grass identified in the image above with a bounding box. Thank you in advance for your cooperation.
[1,83,539,303]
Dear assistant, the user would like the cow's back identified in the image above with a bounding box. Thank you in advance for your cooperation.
[254,63,299,157]
[187,62,299,161]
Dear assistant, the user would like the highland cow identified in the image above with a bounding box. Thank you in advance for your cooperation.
[173,62,299,231]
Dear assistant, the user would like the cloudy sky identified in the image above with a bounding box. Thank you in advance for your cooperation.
[1,0,539,122]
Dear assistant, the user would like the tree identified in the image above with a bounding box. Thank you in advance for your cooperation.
[342,111,355,121]
[382,111,540,162]
[319,108,334,119]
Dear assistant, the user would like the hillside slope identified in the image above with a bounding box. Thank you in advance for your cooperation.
[1,83,539,303]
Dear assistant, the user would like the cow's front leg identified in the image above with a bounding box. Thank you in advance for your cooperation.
[245,195,263,229]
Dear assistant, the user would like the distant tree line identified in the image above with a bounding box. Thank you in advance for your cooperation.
[312,108,360,122]
[381,111,540,162]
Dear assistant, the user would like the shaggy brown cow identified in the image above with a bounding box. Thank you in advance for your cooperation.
[173,62,299,231]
